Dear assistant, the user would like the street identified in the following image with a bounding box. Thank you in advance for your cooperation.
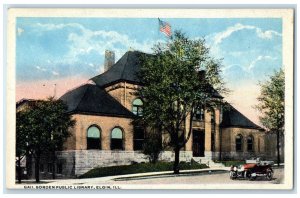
[16,167,284,189]
[106,167,284,185]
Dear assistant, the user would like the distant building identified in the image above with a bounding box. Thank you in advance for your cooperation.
[17,51,282,179]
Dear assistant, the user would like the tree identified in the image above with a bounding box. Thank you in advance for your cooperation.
[16,97,75,182]
[16,110,30,183]
[138,31,226,174]
[255,69,284,166]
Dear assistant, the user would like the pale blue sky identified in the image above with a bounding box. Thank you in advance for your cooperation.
[16,17,282,87]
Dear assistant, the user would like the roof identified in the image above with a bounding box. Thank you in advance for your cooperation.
[91,51,148,88]
[91,51,223,98]
[16,98,36,108]
[59,84,134,118]
[221,104,264,130]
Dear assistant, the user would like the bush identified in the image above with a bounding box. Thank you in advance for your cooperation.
[79,161,208,178]
[142,130,163,163]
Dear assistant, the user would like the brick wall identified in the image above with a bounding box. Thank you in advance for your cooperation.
[220,127,271,160]
[64,114,134,151]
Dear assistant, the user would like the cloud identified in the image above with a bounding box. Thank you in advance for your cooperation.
[52,71,59,76]
[35,66,47,71]
[248,55,277,71]
[256,29,282,39]
[35,23,85,31]
[32,22,159,68]
[212,23,281,45]
[17,27,24,36]
[222,55,281,88]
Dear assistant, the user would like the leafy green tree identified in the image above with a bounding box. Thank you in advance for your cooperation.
[255,69,284,166]
[138,31,226,174]
[16,97,75,182]
[16,110,30,183]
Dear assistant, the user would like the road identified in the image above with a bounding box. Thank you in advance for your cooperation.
[15,167,284,189]
[106,167,284,185]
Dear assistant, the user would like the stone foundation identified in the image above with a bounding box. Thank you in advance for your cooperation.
[54,150,194,178]
[34,149,278,179]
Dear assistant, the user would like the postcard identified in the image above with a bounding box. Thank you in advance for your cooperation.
[6,8,294,190]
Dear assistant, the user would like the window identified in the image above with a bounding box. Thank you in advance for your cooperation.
[56,163,63,174]
[47,163,54,173]
[210,109,215,123]
[247,136,254,151]
[211,133,215,152]
[236,135,243,152]
[134,126,145,150]
[194,106,205,121]
[87,126,101,150]
[39,164,44,172]
[111,127,123,150]
[132,98,143,116]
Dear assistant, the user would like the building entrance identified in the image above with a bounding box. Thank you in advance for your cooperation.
[192,130,205,157]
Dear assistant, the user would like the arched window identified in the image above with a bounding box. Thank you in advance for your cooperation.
[132,98,143,116]
[236,134,243,152]
[87,126,101,150]
[193,105,205,121]
[111,127,124,150]
[247,136,254,151]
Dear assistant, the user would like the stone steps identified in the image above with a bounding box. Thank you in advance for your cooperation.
[192,157,225,168]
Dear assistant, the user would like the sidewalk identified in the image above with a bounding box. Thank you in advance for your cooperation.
[16,164,284,186]
[27,166,231,185]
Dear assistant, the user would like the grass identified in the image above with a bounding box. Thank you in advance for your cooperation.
[215,160,245,167]
[79,161,208,178]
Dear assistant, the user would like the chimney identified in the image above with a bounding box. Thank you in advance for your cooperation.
[104,50,115,72]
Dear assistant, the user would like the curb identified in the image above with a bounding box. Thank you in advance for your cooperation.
[112,167,230,181]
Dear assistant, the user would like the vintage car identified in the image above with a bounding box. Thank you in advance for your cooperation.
[229,158,274,181]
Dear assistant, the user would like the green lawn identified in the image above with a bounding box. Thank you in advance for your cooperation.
[79,161,208,178]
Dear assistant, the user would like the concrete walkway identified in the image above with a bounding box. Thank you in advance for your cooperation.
[21,167,231,186]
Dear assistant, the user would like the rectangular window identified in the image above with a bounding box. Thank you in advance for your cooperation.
[56,163,63,174]
[193,108,204,121]
[39,164,44,172]
[134,127,144,150]
[247,143,253,151]
[111,139,123,150]
[87,138,101,150]
[236,143,242,152]
[211,133,215,152]
[47,163,54,173]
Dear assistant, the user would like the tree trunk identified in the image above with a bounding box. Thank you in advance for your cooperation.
[35,156,40,183]
[276,129,280,167]
[17,155,22,183]
[173,147,180,174]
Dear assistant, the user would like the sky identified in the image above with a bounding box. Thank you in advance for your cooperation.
[16,17,282,125]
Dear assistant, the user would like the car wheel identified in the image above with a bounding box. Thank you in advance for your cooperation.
[244,171,251,180]
[230,171,237,180]
[266,169,273,181]
[250,175,257,181]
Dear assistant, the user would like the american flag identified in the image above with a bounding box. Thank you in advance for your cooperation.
[158,18,172,37]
